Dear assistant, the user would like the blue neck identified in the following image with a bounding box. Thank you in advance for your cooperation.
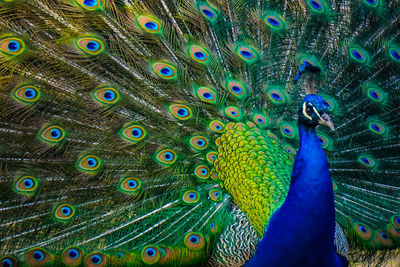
[246,121,339,266]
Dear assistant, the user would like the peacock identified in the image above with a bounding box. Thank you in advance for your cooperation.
[0,0,399,266]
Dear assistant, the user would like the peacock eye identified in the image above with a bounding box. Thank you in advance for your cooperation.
[306,107,313,115]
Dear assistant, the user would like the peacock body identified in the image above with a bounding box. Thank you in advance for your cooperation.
[0,0,399,266]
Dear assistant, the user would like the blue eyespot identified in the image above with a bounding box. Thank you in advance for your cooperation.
[91,255,102,264]
[128,180,137,188]
[197,140,204,146]
[103,90,115,100]
[24,88,36,99]
[189,235,199,243]
[146,248,156,257]
[2,259,12,267]
[212,155,217,159]
[177,108,188,117]
[194,52,206,60]
[68,248,79,259]
[83,0,98,7]
[371,124,381,132]
[132,128,142,137]
[381,232,388,239]
[87,158,97,167]
[232,86,242,93]
[8,41,20,52]
[117,252,125,258]
[310,0,321,10]
[202,9,213,18]
[86,41,100,51]
[392,50,400,60]
[270,93,282,101]
[359,225,367,233]
[231,111,237,116]
[203,93,212,99]
[240,50,252,58]
[284,128,291,134]
[267,18,279,26]
[50,129,61,138]
[145,22,158,30]
[188,193,196,199]
[201,168,207,175]
[24,178,34,189]
[352,50,363,61]
[33,251,44,261]
[160,67,172,76]
[216,125,222,130]
[369,90,379,100]
[62,207,72,216]
[164,152,173,161]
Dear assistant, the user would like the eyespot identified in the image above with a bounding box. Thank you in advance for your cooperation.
[182,190,200,204]
[266,87,286,104]
[152,62,177,80]
[195,87,217,104]
[349,47,368,63]
[85,252,108,267]
[283,145,295,155]
[91,87,120,105]
[189,136,208,150]
[253,114,268,127]
[54,204,76,222]
[317,134,330,149]
[388,46,400,63]
[11,85,41,104]
[184,233,205,250]
[26,248,51,265]
[194,165,210,180]
[235,45,258,63]
[76,0,101,10]
[197,3,218,22]
[280,124,295,138]
[363,0,379,7]
[376,231,392,247]
[39,125,66,144]
[306,0,326,13]
[137,15,162,34]
[209,189,222,202]
[264,12,285,30]
[76,37,104,55]
[168,104,192,120]
[206,151,217,164]
[354,223,372,240]
[209,222,219,233]
[141,246,160,265]
[0,37,25,56]
[0,256,17,267]
[368,122,386,135]
[62,247,83,266]
[366,87,384,102]
[226,80,247,98]
[209,120,225,133]
[76,155,102,172]
[390,215,400,229]
[332,181,337,191]
[155,149,177,165]
[118,177,142,194]
[120,124,147,143]
[13,176,39,195]
[358,155,376,167]
[224,106,241,120]
[188,45,210,64]
[267,132,278,141]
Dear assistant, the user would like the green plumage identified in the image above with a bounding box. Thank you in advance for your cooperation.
[0,0,399,266]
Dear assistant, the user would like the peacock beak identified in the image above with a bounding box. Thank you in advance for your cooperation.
[319,113,334,130]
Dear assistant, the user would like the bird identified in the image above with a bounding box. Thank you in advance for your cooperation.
[246,66,346,266]
[0,0,399,266]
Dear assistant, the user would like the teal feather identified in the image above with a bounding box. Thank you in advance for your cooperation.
[0,0,400,266]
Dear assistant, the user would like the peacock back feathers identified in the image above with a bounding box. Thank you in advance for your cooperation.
[0,0,399,266]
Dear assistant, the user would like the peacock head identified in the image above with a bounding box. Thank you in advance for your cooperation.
[299,94,334,130]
